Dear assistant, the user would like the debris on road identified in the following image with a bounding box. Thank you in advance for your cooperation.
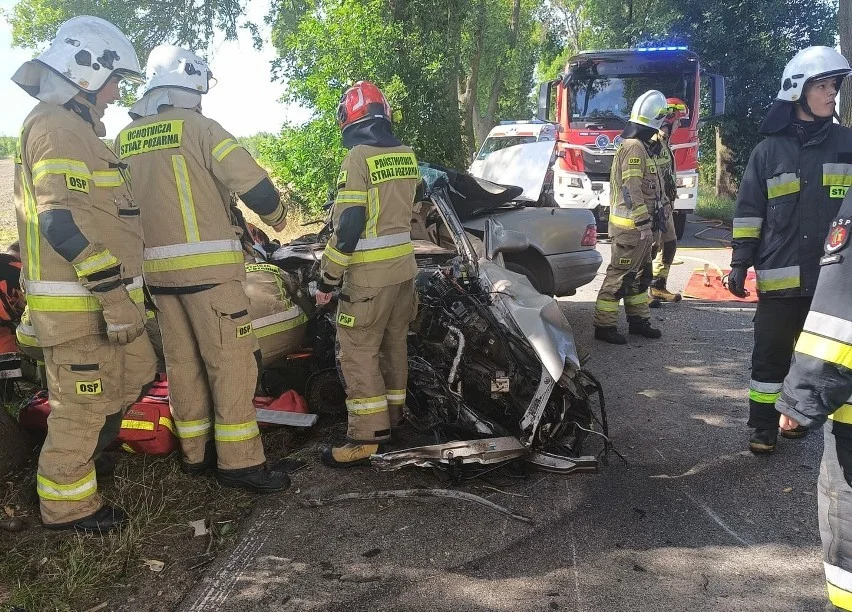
[300,488,534,524]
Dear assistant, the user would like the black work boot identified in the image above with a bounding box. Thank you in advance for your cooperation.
[217,462,291,493]
[94,453,117,480]
[181,440,217,476]
[628,318,662,339]
[780,425,809,440]
[45,505,127,533]
[749,428,778,454]
[594,326,627,345]
[321,443,381,468]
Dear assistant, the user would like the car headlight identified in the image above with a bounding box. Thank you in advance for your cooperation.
[676,175,696,189]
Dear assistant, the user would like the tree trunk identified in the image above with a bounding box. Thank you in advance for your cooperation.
[0,409,31,477]
[840,0,852,126]
[715,126,737,198]
[460,0,486,152]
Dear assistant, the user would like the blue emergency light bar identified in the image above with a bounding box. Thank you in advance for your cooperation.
[636,46,688,51]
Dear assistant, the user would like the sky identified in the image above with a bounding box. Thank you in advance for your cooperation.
[0,0,311,137]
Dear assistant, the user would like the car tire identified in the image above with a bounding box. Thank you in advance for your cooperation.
[505,261,543,294]
[674,211,687,240]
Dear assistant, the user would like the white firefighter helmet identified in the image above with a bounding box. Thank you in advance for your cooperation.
[629,90,669,130]
[778,46,852,102]
[143,45,213,94]
[35,16,143,92]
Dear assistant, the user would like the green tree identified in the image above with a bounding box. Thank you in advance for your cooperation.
[671,0,837,194]
[7,0,256,59]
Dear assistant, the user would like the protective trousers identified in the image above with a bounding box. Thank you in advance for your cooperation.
[594,232,654,327]
[155,280,266,471]
[652,203,677,281]
[748,297,812,430]
[820,423,852,610]
[336,278,417,442]
[38,333,156,525]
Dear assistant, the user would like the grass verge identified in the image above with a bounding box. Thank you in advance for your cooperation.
[695,183,735,222]
[0,442,267,611]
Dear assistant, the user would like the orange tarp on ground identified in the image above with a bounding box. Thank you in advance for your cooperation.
[682,267,758,303]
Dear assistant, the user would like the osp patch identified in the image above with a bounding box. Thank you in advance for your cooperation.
[236,322,253,338]
[826,218,851,254]
[76,379,103,395]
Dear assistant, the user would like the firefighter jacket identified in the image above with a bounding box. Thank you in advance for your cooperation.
[117,108,286,289]
[14,101,145,347]
[243,262,308,364]
[608,138,663,239]
[319,144,418,289]
[776,191,852,431]
[731,121,852,298]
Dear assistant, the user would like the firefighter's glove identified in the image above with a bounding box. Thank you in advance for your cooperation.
[91,283,145,345]
[726,265,749,298]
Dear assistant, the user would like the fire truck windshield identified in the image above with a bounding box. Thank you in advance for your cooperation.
[569,73,696,127]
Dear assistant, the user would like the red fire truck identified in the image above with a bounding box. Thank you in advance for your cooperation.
[537,47,725,238]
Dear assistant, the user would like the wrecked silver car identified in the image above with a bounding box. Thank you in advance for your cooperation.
[266,164,608,476]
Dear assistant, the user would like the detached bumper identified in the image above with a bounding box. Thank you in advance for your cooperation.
[548,249,603,296]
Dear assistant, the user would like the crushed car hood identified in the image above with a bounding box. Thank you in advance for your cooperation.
[469,141,556,203]
[420,162,522,221]
[478,260,581,380]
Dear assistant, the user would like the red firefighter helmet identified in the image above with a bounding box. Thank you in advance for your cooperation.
[336,81,392,131]
[663,97,689,128]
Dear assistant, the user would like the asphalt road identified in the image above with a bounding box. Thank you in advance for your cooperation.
[178,217,827,612]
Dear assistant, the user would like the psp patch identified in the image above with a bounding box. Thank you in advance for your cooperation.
[826,218,851,254]
[76,379,103,395]
[337,313,355,328]
[236,322,253,338]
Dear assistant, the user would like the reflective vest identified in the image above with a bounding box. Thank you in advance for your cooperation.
[731,121,852,298]
[608,139,662,237]
[321,144,418,288]
[117,109,272,288]
[14,102,145,346]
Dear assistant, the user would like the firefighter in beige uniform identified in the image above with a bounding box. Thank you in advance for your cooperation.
[118,45,289,492]
[243,262,308,368]
[11,16,156,531]
[315,81,419,467]
[649,97,689,305]
[594,90,669,345]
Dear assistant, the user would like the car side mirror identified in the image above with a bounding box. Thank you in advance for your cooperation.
[484,218,529,261]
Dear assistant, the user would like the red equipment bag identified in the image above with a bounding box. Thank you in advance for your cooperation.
[254,390,317,428]
[18,389,50,432]
[116,376,178,456]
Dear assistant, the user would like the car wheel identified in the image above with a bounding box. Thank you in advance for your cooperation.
[674,211,687,240]
[505,261,543,293]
